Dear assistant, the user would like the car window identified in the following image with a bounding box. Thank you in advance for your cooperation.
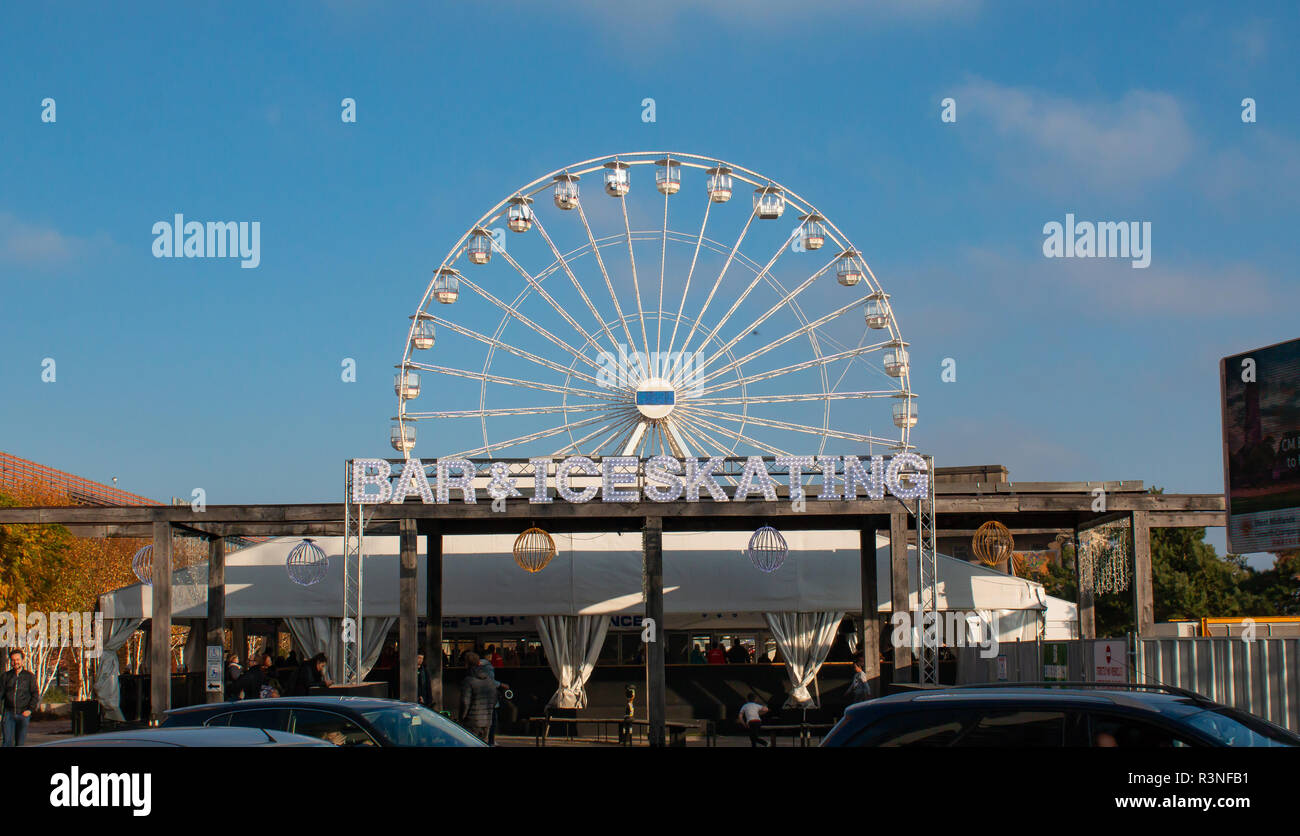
[289,709,379,747]
[1183,709,1300,747]
[950,711,1067,747]
[852,710,981,747]
[359,705,487,747]
[1087,713,1196,747]
[210,709,288,732]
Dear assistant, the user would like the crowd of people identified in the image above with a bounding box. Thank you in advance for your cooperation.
[222,649,332,701]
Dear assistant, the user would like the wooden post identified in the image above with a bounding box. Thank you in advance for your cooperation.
[150,522,172,723]
[889,512,912,682]
[398,517,418,704]
[424,530,443,711]
[643,516,665,747]
[859,528,881,698]
[1074,525,1096,639]
[1131,511,1154,636]
[205,536,225,703]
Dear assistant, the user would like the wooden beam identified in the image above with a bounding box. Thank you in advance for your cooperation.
[643,516,665,747]
[889,512,911,683]
[398,517,418,704]
[425,531,443,711]
[859,528,881,698]
[1132,510,1154,636]
[150,522,172,723]
[205,536,225,703]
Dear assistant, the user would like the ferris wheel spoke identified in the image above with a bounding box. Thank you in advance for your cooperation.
[655,184,670,362]
[687,296,869,389]
[676,203,759,360]
[620,196,654,372]
[404,402,615,420]
[661,418,690,458]
[663,192,714,363]
[687,390,895,407]
[531,214,629,365]
[695,341,892,397]
[451,411,618,459]
[551,410,637,457]
[407,362,629,403]
[688,406,898,447]
[493,245,614,365]
[421,315,609,389]
[687,228,800,375]
[675,410,792,457]
[572,202,651,381]
[457,274,603,374]
[620,421,650,456]
[693,254,840,376]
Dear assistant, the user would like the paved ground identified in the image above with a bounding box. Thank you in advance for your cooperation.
[17,720,812,748]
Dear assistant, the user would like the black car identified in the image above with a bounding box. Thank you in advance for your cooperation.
[160,696,486,747]
[821,683,1300,747]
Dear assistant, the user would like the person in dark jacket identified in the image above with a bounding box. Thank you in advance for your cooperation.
[459,652,495,741]
[224,653,243,701]
[416,651,433,708]
[3,649,41,746]
[291,653,331,697]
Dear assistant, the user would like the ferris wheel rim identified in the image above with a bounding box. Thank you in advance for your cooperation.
[397,151,914,460]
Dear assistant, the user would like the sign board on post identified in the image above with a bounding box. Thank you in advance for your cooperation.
[1220,337,1300,553]
[1043,642,1068,681]
[206,645,224,693]
[996,655,1008,681]
[1092,639,1128,684]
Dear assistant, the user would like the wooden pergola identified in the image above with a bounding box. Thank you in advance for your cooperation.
[0,473,1224,746]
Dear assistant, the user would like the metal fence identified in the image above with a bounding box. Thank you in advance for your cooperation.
[1135,637,1300,732]
[954,636,1300,732]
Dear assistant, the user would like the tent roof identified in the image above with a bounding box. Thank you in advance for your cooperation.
[99,531,1060,621]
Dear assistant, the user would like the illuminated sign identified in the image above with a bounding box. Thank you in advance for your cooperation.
[349,454,930,505]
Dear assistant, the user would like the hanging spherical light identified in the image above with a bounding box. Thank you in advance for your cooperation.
[513,527,556,573]
[747,525,788,573]
[286,538,329,586]
[131,544,153,585]
[972,521,1014,567]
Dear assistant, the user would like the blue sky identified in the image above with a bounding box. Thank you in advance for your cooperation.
[1,1,1296,563]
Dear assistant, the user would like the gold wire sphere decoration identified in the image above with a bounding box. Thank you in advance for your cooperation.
[512,527,556,574]
[972,521,1014,567]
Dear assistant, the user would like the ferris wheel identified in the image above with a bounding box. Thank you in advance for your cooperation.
[393,151,915,461]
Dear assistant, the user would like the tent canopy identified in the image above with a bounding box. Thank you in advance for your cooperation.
[99,531,1070,629]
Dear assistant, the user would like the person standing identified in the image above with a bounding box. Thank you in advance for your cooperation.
[416,651,433,708]
[844,652,872,709]
[459,652,495,742]
[726,638,750,664]
[292,652,331,697]
[706,641,726,665]
[223,652,243,701]
[738,693,770,747]
[2,649,40,747]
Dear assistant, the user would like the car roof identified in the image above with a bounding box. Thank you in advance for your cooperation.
[165,695,415,715]
[849,687,1211,720]
[39,726,333,747]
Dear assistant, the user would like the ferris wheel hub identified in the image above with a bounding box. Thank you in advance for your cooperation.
[634,378,677,420]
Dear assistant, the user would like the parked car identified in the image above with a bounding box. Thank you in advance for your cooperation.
[39,726,334,747]
[822,682,1300,747]
[160,696,487,747]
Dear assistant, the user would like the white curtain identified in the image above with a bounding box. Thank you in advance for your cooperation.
[536,614,609,710]
[764,611,844,707]
[285,616,394,684]
[94,618,143,722]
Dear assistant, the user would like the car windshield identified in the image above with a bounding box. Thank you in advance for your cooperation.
[360,705,486,747]
[1183,708,1300,747]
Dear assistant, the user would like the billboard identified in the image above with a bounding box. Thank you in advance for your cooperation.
[1220,337,1300,553]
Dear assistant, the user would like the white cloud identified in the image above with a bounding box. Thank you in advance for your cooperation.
[953,79,1196,191]
[0,213,110,268]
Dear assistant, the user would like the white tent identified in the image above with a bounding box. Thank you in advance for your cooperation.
[99,531,1075,640]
